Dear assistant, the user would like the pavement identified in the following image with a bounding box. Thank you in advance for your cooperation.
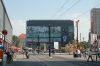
[5,53,100,66]
[16,52,100,62]
[53,54,86,61]
[15,53,86,61]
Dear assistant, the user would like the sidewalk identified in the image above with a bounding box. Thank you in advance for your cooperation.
[15,53,99,61]
[13,53,25,60]
[53,54,86,61]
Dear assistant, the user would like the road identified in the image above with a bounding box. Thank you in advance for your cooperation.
[4,54,100,66]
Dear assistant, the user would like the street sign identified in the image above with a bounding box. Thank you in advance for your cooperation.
[2,29,8,35]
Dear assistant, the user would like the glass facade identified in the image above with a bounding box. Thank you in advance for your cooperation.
[27,26,61,42]
[26,20,74,47]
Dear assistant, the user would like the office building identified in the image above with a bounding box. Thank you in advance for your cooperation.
[26,20,74,49]
[0,0,13,49]
[91,8,100,36]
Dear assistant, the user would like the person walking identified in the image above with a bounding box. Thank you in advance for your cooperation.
[25,50,29,59]
[6,50,11,63]
[87,49,93,62]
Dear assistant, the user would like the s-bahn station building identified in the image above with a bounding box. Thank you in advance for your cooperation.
[0,0,13,50]
[26,20,74,49]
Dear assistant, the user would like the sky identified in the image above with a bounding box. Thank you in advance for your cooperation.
[3,0,100,41]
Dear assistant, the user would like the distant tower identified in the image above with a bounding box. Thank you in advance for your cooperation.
[91,8,100,35]
[91,8,100,47]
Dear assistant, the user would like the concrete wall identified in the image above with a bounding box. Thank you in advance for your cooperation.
[0,1,3,32]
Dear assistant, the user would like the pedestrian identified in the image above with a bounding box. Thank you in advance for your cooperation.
[73,51,76,58]
[10,49,14,62]
[87,49,93,62]
[25,50,29,59]
[77,49,81,57]
[83,50,87,59]
[73,50,78,58]
[6,48,14,63]
[6,50,11,63]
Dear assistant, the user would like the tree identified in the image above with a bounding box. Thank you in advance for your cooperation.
[80,41,89,49]
[12,35,20,47]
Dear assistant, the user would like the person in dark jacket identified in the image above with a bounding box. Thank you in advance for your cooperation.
[6,50,11,63]
[25,50,29,59]
[87,49,93,62]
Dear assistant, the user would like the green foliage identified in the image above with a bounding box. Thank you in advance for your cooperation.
[80,41,89,49]
[12,35,20,47]
[60,47,66,52]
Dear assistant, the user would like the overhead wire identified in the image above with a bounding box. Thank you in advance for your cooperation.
[51,0,79,19]
[52,0,100,20]
[51,0,69,18]
[58,0,81,17]
[73,1,100,20]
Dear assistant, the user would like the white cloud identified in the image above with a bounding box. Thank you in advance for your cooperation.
[11,20,26,36]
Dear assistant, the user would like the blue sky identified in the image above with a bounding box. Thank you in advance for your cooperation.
[3,0,100,41]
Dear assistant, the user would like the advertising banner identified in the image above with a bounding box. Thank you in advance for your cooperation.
[54,42,59,49]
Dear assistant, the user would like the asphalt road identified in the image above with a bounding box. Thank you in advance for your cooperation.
[5,54,100,66]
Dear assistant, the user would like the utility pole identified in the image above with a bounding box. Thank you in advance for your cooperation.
[76,20,79,49]
[76,20,79,44]
[80,33,81,42]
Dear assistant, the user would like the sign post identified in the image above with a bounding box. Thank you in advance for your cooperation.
[1,29,8,66]
[2,29,8,50]
[2,29,8,35]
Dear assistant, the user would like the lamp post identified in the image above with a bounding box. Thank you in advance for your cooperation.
[2,30,7,50]
[1,2,7,66]
[48,24,51,57]
[37,34,40,54]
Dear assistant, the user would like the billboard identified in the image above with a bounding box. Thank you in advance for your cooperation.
[54,42,59,49]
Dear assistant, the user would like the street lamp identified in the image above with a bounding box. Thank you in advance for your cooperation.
[37,34,40,54]
[48,24,51,57]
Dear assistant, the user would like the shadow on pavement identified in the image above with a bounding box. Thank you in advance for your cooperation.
[5,60,100,66]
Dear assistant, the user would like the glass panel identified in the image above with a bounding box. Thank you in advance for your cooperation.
[68,26,74,32]
[50,38,61,42]
[27,26,62,42]
[50,26,61,37]
[39,38,48,42]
